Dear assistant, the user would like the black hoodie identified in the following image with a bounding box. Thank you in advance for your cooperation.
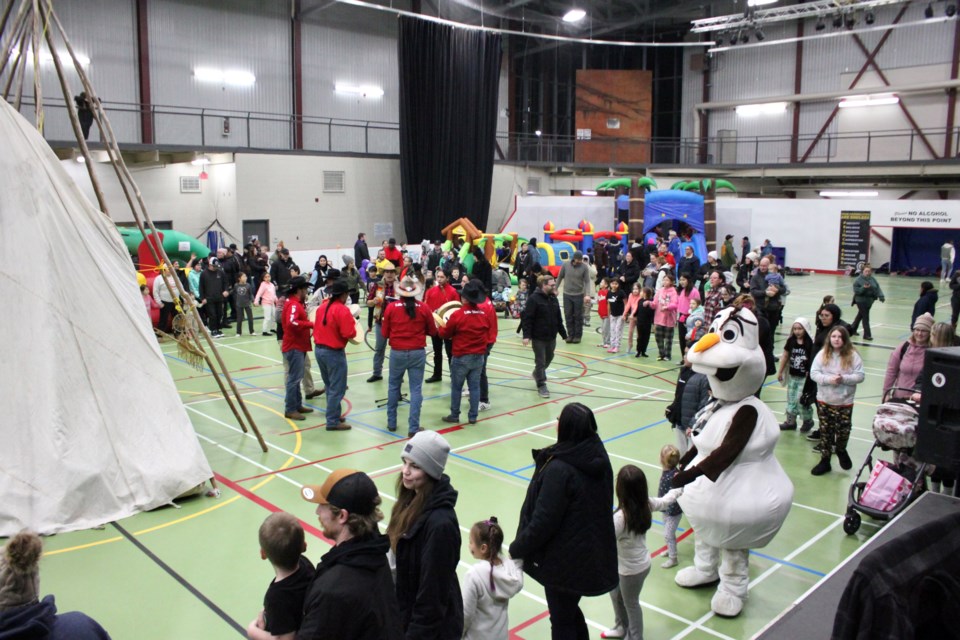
[510,434,618,596]
[912,289,938,328]
[297,534,402,640]
[394,474,462,640]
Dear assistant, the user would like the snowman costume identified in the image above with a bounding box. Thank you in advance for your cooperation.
[671,307,793,617]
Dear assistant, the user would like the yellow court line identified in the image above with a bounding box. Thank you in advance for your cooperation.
[45,394,300,556]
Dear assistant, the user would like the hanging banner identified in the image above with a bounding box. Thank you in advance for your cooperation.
[838,211,871,270]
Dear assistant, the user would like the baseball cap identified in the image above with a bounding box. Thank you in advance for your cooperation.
[301,469,378,516]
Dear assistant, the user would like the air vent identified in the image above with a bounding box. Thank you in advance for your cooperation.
[323,170,345,193]
[526,177,541,195]
[180,176,201,193]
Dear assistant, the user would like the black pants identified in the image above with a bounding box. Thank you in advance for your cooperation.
[952,296,959,327]
[349,291,360,305]
[544,587,588,640]
[205,302,223,334]
[236,305,254,334]
[677,318,688,356]
[636,321,652,355]
[850,301,873,338]
[158,301,177,334]
[430,334,452,378]
[480,345,492,403]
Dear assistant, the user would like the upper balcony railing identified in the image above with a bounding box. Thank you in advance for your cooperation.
[18,98,960,166]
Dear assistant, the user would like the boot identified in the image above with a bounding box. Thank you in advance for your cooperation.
[799,419,814,433]
[836,449,853,470]
[811,455,832,476]
[779,413,797,431]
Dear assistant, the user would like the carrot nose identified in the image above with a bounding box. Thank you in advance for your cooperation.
[693,332,720,353]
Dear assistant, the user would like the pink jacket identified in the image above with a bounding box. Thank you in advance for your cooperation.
[883,339,928,398]
[624,292,642,318]
[676,287,701,320]
[650,286,679,327]
[254,281,277,307]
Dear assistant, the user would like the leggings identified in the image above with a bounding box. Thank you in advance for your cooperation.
[655,325,675,359]
[817,402,853,455]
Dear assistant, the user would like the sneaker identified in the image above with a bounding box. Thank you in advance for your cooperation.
[661,557,678,569]
[305,389,325,399]
[366,375,383,383]
[462,389,470,397]
[538,387,551,398]
[598,344,609,349]
[779,420,797,431]
[837,449,853,470]
[864,335,874,341]
[296,406,314,413]
[478,402,491,412]
[442,415,460,424]
[657,356,666,361]
[640,352,648,357]
[284,411,306,421]
[425,375,442,383]
[812,443,826,454]
[607,348,617,354]
[849,331,860,337]
[800,419,814,433]
[811,457,832,476]
[571,338,581,344]
[387,425,397,432]
[600,627,625,639]
[204,488,221,498]
[325,423,352,431]
[262,331,271,336]
[806,429,821,442]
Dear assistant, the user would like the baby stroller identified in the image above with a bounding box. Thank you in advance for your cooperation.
[843,388,928,534]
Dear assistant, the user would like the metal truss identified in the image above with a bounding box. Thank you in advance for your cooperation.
[691,0,909,33]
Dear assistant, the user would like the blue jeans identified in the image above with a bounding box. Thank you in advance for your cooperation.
[372,322,387,376]
[449,354,484,422]
[315,346,347,428]
[283,349,305,414]
[388,348,426,434]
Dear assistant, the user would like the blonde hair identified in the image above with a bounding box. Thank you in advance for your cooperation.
[660,444,680,469]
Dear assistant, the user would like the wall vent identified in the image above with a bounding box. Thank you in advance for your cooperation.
[526,177,541,194]
[180,176,201,193]
[323,170,345,193]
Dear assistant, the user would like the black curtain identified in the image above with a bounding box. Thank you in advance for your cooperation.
[398,17,502,243]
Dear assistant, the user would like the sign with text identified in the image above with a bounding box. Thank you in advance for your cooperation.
[838,211,871,270]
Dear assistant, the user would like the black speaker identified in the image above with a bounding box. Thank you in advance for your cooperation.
[916,347,960,473]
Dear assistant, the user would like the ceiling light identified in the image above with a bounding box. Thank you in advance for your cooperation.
[580,190,598,196]
[715,34,725,46]
[76,155,85,164]
[838,93,899,108]
[815,18,826,31]
[819,190,879,198]
[865,11,875,24]
[747,0,778,5]
[535,130,542,137]
[755,28,765,41]
[334,82,384,98]
[925,3,934,18]
[563,9,586,22]
[194,67,256,87]
[735,101,789,116]
[191,157,211,166]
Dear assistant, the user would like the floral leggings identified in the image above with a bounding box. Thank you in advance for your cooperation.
[816,402,853,455]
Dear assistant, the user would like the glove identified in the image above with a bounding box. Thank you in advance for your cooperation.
[672,466,703,488]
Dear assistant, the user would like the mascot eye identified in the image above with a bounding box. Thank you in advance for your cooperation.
[721,326,740,343]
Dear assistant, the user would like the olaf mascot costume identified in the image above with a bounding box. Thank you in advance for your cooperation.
[670,306,793,617]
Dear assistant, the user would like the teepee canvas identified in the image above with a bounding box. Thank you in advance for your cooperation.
[0,97,213,536]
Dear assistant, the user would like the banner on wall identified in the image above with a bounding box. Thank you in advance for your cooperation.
[838,211,871,270]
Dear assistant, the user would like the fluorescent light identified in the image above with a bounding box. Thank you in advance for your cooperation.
[334,82,385,98]
[747,0,778,5]
[191,157,210,166]
[580,190,598,196]
[819,190,880,198]
[735,102,788,116]
[563,9,586,22]
[76,155,85,163]
[194,67,256,87]
[534,129,542,136]
[838,93,899,108]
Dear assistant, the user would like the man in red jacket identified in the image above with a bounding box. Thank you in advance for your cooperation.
[423,270,458,383]
[439,279,492,425]
[384,237,403,267]
[282,276,314,421]
[312,279,356,431]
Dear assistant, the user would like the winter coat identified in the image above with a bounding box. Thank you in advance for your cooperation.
[749,270,784,311]
[395,474,463,640]
[521,288,567,342]
[951,271,960,302]
[853,275,885,306]
[811,351,865,406]
[0,596,110,640]
[883,339,929,399]
[509,434,618,596]
[619,260,641,290]
[198,268,227,303]
[677,255,700,281]
[911,290,938,328]
[297,535,402,640]
[651,286,679,328]
[461,556,523,640]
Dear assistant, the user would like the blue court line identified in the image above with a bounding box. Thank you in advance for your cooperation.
[749,551,826,576]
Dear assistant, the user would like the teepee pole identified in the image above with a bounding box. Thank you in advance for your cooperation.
[29,0,41,131]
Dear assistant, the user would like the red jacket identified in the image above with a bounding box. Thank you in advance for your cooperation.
[382,300,437,350]
[597,289,609,319]
[282,296,313,353]
[478,298,498,345]
[440,304,491,356]
[424,283,459,312]
[384,246,403,266]
[312,299,357,349]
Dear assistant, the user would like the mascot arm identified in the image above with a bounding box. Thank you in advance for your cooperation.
[674,405,759,485]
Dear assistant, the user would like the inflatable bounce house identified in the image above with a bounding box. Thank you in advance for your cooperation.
[440,217,520,275]
[539,219,629,276]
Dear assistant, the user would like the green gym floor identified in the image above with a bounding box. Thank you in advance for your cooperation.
[31,273,952,640]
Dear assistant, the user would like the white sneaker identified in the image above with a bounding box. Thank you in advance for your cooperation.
[661,557,678,569]
[478,402,491,412]
[462,389,470,397]
[600,627,624,639]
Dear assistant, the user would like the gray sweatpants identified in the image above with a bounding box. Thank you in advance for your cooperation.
[608,567,650,640]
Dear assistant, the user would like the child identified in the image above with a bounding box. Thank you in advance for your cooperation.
[509,278,529,320]
[601,465,680,640]
[233,273,254,336]
[658,445,683,569]
[596,278,611,348]
[141,284,158,318]
[623,283,643,355]
[777,317,815,432]
[450,267,463,292]
[255,272,278,336]
[764,263,785,289]
[650,274,679,362]
[810,326,865,476]
[685,298,704,344]
[248,512,315,640]
[606,279,626,353]
[634,287,655,358]
[461,517,524,640]
[365,265,380,330]
[675,275,701,358]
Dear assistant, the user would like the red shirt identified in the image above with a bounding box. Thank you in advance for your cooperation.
[597,289,609,318]
[440,304,491,356]
[384,246,403,266]
[478,299,498,345]
[281,296,313,353]
[312,299,357,349]
[424,283,459,311]
[382,300,437,350]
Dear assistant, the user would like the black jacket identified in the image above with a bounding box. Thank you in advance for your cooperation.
[509,434,618,596]
[297,535,402,640]
[395,475,462,640]
[521,288,567,341]
[678,255,700,282]
[270,257,297,288]
[619,260,641,289]
[198,268,227,303]
[354,239,371,265]
[912,289,938,327]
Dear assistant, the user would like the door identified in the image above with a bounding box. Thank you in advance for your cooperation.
[243,219,270,248]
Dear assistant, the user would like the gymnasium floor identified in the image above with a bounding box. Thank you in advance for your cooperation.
[34,272,951,639]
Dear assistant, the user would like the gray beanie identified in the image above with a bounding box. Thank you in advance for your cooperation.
[402,431,450,481]
[572,250,583,261]
[0,532,42,611]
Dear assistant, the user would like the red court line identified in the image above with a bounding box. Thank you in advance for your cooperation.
[277,398,354,436]
[214,472,333,546]
[233,437,411,483]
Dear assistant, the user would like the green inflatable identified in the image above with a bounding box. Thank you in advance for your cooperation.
[118,227,210,262]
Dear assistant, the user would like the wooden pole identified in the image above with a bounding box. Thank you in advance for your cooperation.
[628,176,644,245]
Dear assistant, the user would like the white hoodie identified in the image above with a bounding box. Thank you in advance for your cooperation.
[461,555,524,640]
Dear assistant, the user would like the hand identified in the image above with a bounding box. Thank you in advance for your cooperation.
[911,392,922,403]
[833,374,843,384]
[584,295,590,304]
[222,291,229,297]
[522,338,530,347]
[777,372,784,383]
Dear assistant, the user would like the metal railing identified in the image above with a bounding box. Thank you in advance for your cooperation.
[18,98,960,165]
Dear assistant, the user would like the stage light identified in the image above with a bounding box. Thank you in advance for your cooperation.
[740,30,749,43]
[925,4,934,18]
[562,9,586,22]
[845,14,856,28]
[947,4,957,17]
[865,11,875,24]
[832,14,843,28]
[815,18,826,31]
[755,28,765,41]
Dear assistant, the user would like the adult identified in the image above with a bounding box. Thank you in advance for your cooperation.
[198,257,228,338]
[738,237,751,267]
[470,246,493,295]
[423,270,458,383]
[749,257,785,331]
[282,276,314,421]
[941,239,956,283]
[382,277,437,435]
[187,259,202,299]
[221,244,243,325]
[439,280,492,425]
[677,245,700,283]
[474,279,500,412]
[74,92,95,140]
[354,232,371,267]
[618,250,641,294]
[911,281,938,329]
[311,255,331,291]
[759,239,774,257]
[883,312,933,400]
[850,264,885,341]
[510,403,618,638]
[0,530,111,639]
[720,234,737,270]
[366,264,399,383]
[387,431,462,639]
[951,268,960,327]
[152,262,180,335]
[735,253,756,294]
[270,247,297,290]
[698,251,722,299]
[701,270,725,328]
[734,294,776,388]
[248,245,266,290]
[384,238,403,267]
[312,280,356,431]
[298,469,402,639]
[522,275,567,399]
[341,255,362,305]
[555,250,591,344]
